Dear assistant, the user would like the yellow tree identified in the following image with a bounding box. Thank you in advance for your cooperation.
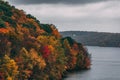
[0,55,18,80]
[16,47,46,79]
[37,35,66,79]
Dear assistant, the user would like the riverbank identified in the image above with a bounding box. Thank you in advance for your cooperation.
[64,46,120,80]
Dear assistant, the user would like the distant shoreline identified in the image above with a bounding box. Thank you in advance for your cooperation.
[60,31,120,47]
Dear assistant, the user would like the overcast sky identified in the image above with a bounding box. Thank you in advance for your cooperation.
[7,0,120,33]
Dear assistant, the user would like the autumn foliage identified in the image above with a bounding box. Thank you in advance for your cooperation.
[41,46,51,58]
[0,1,91,80]
[0,28,9,33]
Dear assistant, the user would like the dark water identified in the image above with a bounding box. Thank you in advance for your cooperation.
[64,46,120,80]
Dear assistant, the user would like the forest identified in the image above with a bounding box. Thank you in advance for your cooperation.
[61,31,120,47]
[0,1,91,80]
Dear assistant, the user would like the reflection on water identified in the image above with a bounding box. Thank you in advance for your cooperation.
[64,46,120,80]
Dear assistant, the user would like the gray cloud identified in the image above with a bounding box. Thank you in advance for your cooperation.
[14,1,120,33]
[8,0,114,5]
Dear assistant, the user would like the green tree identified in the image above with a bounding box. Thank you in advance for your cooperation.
[0,19,6,28]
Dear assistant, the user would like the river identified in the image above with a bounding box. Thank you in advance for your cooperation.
[64,46,120,80]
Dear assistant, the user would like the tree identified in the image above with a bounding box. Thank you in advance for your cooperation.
[0,55,18,80]
[0,19,6,28]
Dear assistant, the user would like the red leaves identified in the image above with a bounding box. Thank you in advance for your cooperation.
[0,72,4,80]
[41,46,51,58]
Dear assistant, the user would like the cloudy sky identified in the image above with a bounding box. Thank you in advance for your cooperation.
[7,0,120,33]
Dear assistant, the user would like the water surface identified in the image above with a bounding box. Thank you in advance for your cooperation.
[64,46,120,80]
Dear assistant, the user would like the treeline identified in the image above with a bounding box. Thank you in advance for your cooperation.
[0,1,91,80]
[61,31,120,47]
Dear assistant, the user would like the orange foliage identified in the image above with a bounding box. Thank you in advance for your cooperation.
[72,57,77,65]
[51,25,61,38]
[52,29,61,38]
[70,49,78,56]
[48,45,54,53]
[0,1,91,79]
[0,28,9,34]
[5,22,9,27]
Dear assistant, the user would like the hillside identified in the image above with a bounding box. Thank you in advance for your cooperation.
[0,1,90,80]
[61,31,120,47]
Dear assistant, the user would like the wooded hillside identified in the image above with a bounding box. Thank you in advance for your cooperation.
[0,1,91,80]
[61,31,120,47]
